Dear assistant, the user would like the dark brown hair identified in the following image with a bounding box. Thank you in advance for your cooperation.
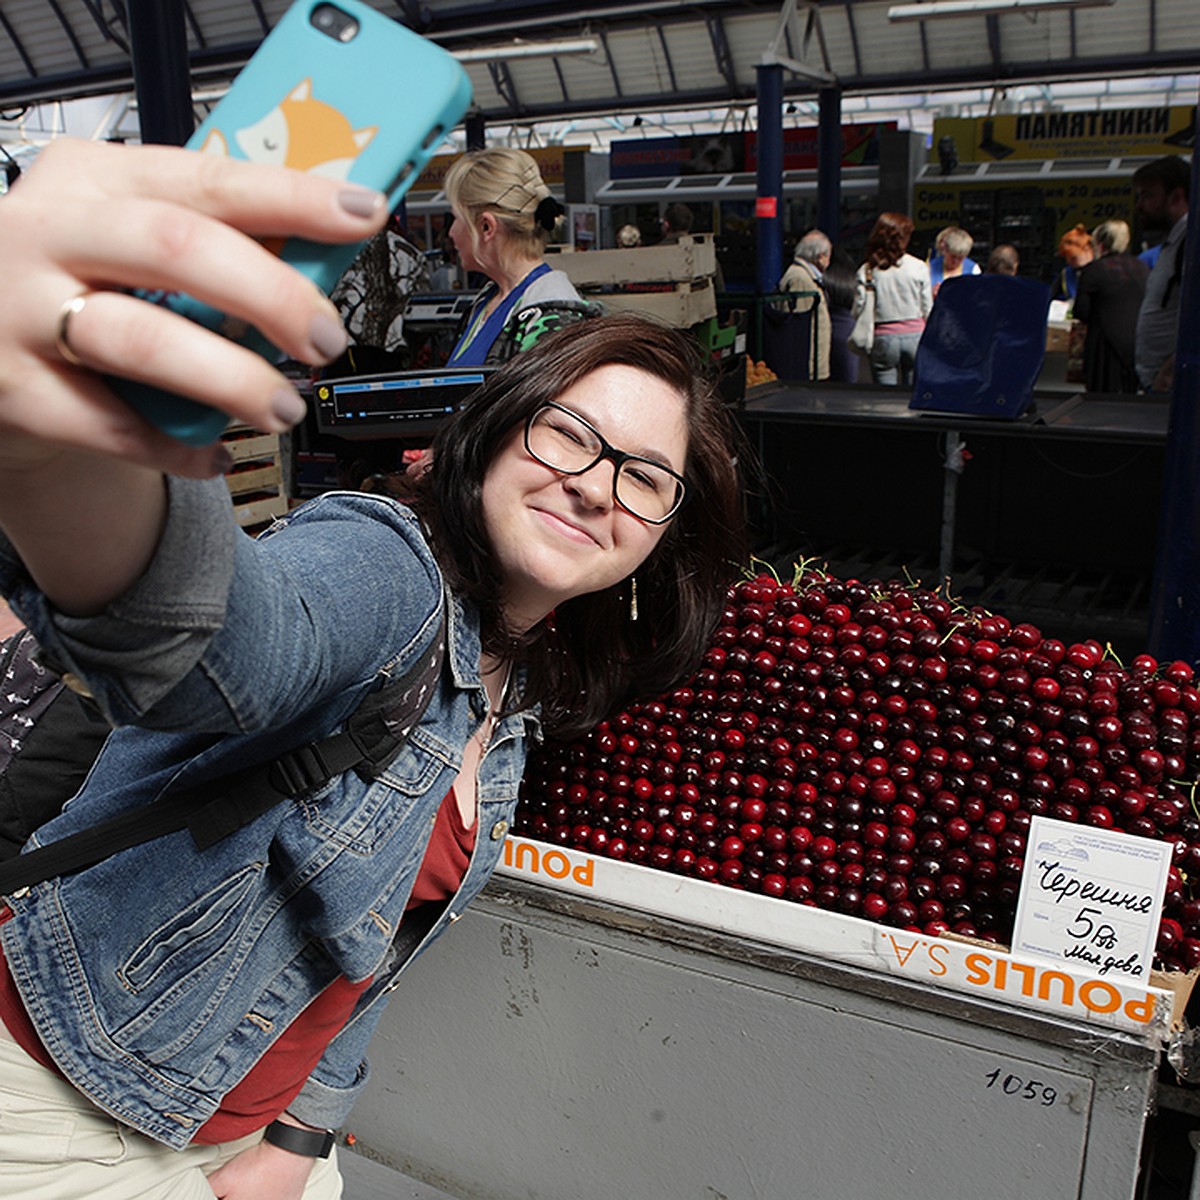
[1132,155,1191,203]
[866,212,915,271]
[986,244,1020,275]
[409,312,748,735]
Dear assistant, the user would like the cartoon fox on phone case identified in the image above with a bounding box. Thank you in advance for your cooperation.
[201,78,377,180]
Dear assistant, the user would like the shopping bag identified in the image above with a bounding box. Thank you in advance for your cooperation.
[762,307,816,381]
[848,278,875,356]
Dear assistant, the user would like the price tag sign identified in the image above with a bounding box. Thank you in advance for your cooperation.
[1012,816,1172,984]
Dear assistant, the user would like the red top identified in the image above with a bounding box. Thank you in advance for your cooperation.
[0,786,476,1142]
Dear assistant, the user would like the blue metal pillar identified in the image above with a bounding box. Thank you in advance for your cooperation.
[755,63,784,295]
[127,0,193,146]
[1147,125,1200,665]
[817,87,843,241]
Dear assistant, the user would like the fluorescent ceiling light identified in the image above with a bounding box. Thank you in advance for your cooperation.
[889,0,1116,21]
[452,38,600,63]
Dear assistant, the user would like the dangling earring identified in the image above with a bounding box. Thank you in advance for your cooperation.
[629,575,639,622]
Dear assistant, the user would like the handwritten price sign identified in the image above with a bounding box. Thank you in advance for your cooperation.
[1012,816,1172,984]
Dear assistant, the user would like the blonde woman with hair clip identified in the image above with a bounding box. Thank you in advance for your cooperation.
[444,148,585,366]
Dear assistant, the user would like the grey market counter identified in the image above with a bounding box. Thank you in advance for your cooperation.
[741,382,1169,445]
[737,384,1167,626]
[342,876,1169,1200]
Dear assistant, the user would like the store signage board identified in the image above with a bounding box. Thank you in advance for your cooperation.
[1011,816,1172,986]
[497,835,1175,1041]
[929,106,1195,163]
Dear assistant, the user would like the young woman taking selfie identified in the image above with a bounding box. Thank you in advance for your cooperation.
[0,138,747,1199]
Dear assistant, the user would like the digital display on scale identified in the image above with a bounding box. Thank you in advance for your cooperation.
[314,368,491,439]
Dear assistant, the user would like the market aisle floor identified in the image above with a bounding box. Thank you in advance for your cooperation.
[340,1149,463,1200]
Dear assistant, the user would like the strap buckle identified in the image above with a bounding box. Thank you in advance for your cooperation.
[267,743,334,796]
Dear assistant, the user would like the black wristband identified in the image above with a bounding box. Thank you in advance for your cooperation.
[263,1120,336,1159]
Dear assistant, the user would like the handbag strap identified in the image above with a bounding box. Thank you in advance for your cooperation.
[0,609,446,894]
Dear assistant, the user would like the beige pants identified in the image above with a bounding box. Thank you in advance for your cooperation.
[0,1022,342,1199]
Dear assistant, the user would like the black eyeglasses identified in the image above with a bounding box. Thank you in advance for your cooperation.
[524,402,687,525]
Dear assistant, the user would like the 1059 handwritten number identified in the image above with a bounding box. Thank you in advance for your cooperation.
[985,1068,1058,1106]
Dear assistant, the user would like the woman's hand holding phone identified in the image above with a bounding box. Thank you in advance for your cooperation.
[0,137,386,480]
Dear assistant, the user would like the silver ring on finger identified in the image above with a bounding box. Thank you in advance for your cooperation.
[54,293,95,368]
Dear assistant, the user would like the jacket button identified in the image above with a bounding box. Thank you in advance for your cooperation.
[490,820,509,841]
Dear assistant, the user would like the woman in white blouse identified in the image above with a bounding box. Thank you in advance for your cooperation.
[855,212,932,386]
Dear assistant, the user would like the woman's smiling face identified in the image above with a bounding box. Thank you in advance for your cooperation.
[481,363,689,631]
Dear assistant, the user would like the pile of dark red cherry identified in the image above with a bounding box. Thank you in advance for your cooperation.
[515,569,1200,973]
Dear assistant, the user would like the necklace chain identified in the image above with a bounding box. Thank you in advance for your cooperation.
[478,662,514,755]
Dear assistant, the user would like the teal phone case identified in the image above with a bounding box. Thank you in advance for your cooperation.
[116,0,472,445]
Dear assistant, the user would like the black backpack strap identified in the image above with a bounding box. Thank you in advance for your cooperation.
[0,606,445,895]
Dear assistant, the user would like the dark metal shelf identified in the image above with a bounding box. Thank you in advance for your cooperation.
[758,539,1151,659]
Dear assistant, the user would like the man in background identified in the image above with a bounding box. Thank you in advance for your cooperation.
[987,244,1020,275]
[1133,155,1190,393]
[660,203,695,244]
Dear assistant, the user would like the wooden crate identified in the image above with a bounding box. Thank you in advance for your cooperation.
[222,424,288,533]
[550,234,717,288]
[596,278,718,326]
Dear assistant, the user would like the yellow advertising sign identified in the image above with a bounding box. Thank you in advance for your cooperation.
[933,106,1195,163]
[913,176,1135,247]
[412,144,580,193]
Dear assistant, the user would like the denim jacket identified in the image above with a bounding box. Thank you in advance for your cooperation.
[0,479,539,1148]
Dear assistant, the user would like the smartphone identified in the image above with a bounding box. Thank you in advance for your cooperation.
[113,0,471,445]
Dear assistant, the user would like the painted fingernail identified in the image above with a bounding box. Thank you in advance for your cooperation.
[338,187,385,218]
[271,386,308,428]
[211,446,235,475]
[309,312,349,360]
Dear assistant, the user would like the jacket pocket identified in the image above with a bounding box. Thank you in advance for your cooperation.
[303,737,450,857]
[117,863,262,995]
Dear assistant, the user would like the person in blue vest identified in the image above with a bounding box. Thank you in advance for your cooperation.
[444,148,584,366]
[927,226,980,296]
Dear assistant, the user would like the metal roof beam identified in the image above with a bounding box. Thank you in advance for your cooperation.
[985,13,1001,70]
[247,0,271,37]
[0,10,38,80]
[182,2,206,50]
[4,38,1197,113]
[656,24,679,94]
[487,59,521,114]
[844,1,864,77]
[423,0,738,36]
[552,55,569,103]
[78,1,129,53]
[46,0,90,69]
[598,27,623,97]
[705,12,738,95]
[390,0,431,32]
[761,0,836,85]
